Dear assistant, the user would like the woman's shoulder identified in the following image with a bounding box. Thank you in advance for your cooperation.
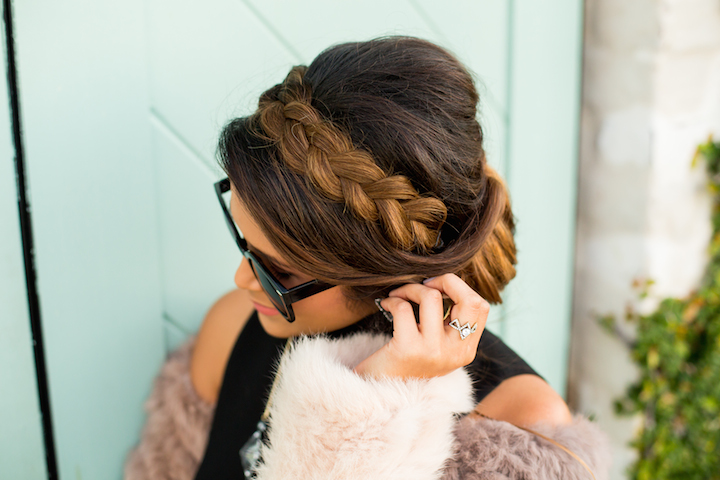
[190,288,255,404]
[475,373,572,428]
[468,330,571,427]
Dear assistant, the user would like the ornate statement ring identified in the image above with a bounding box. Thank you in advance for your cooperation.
[449,319,477,340]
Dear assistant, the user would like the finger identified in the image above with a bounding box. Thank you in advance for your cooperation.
[445,305,483,345]
[443,300,484,365]
[378,296,421,341]
[387,283,445,338]
[424,274,490,335]
[444,315,482,366]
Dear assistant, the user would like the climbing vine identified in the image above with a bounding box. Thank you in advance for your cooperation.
[599,137,720,480]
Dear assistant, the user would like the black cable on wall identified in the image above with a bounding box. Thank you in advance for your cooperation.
[3,0,59,478]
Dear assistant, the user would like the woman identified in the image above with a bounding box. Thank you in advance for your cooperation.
[125,37,610,479]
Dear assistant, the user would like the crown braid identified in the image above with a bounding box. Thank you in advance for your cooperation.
[220,37,519,321]
[255,66,447,253]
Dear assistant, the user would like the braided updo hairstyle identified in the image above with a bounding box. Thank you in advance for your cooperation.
[219,37,516,328]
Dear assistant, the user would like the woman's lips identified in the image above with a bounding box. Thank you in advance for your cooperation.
[252,301,281,316]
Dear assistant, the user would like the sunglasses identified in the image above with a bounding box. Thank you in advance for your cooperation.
[214,178,335,322]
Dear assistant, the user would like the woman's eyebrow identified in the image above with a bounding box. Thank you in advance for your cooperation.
[247,241,293,271]
[228,194,294,272]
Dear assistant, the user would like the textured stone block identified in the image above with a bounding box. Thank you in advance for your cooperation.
[655,51,718,114]
[583,48,655,109]
[585,0,659,50]
[597,106,652,165]
[576,160,649,234]
[659,0,720,51]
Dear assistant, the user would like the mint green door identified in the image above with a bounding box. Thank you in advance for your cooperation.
[3,1,583,478]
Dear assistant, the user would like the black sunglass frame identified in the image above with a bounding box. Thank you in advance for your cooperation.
[214,177,335,322]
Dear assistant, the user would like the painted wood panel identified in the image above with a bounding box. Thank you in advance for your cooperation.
[146,0,299,168]
[502,0,585,396]
[150,114,238,335]
[12,1,166,479]
[0,6,47,475]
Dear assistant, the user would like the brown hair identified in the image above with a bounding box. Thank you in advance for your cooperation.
[218,37,516,319]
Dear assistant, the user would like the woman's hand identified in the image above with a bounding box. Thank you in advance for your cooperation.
[353,273,490,380]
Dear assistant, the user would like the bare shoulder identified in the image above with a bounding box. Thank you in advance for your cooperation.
[190,288,254,404]
[474,374,572,428]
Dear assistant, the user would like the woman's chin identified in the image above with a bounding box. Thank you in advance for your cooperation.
[257,311,295,338]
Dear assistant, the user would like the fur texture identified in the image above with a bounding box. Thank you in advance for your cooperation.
[124,334,612,480]
[255,333,476,480]
[124,336,214,480]
[445,414,612,480]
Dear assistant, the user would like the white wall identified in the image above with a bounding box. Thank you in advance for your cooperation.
[570,0,720,477]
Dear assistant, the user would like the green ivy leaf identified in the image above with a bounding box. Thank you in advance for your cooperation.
[598,137,720,479]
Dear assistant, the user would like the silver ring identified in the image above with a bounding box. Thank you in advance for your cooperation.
[374,298,394,323]
[449,319,477,340]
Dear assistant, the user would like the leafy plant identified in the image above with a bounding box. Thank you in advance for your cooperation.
[600,137,720,480]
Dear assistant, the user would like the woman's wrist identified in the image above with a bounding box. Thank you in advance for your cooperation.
[351,343,458,380]
[351,345,387,378]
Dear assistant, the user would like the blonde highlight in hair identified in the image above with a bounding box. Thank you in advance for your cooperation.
[219,37,517,320]
[459,164,517,303]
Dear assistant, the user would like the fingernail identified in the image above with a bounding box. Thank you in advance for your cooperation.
[374,298,393,323]
[422,276,437,284]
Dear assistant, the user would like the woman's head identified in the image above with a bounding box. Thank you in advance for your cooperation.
[219,36,516,336]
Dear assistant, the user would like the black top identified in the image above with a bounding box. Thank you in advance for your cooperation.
[194,311,540,480]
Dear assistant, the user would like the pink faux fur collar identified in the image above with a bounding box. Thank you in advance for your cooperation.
[125,334,611,480]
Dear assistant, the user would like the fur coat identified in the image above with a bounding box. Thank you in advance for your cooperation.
[124,333,612,480]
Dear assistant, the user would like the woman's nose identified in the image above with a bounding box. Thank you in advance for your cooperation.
[234,257,262,291]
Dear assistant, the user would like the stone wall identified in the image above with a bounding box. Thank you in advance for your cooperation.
[569,0,720,477]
